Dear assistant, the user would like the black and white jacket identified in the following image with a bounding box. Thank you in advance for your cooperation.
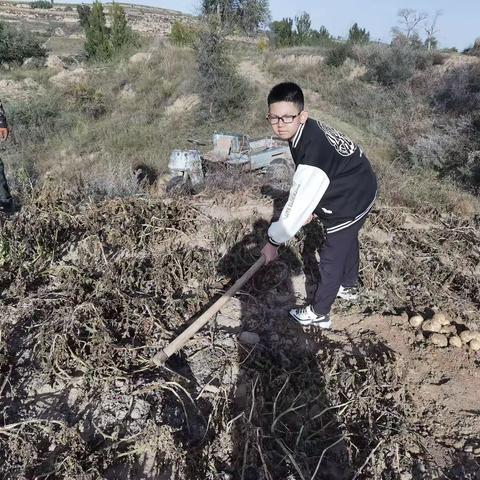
[268,118,377,245]
[0,100,7,129]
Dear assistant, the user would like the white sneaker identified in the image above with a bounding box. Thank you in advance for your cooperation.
[337,285,359,301]
[289,305,331,328]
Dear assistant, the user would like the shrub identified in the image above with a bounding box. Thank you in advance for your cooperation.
[257,36,268,52]
[70,84,107,119]
[432,63,480,115]
[325,42,351,67]
[169,21,198,47]
[30,0,52,8]
[77,5,91,28]
[0,21,47,65]
[407,116,480,187]
[362,44,433,86]
[195,27,252,117]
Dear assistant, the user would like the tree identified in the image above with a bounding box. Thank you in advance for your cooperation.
[84,1,111,60]
[396,8,428,39]
[270,17,294,47]
[348,22,370,44]
[110,2,132,50]
[294,11,311,45]
[201,0,270,33]
[310,25,332,46]
[237,0,270,33]
[424,10,441,50]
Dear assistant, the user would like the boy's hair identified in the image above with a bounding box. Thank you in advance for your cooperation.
[267,82,304,110]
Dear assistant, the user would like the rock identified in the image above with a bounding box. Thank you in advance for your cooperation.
[474,447,480,456]
[459,330,475,344]
[440,325,456,335]
[119,83,136,99]
[67,387,82,407]
[453,440,464,450]
[400,473,413,480]
[23,57,38,67]
[409,315,424,328]
[464,445,473,453]
[49,67,88,89]
[238,331,260,345]
[46,54,65,70]
[422,319,441,333]
[129,52,152,64]
[449,336,463,348]
[415,332,424,342]
[472,331,480,341]
[216,314,242,330]
[469,339,480,352]
[432,312,450,326]
[130,399,150,420]
[430,333,448,347]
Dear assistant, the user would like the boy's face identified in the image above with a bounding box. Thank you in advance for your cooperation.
[267,101,308,141]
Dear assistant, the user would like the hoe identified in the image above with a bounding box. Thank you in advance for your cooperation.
[151,255,265,366]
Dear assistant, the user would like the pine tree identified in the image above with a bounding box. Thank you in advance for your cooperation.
[348,22,370,44]
[85,1,111,60]
[110,2,131,51]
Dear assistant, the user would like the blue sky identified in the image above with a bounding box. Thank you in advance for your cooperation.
[72,0,479,49]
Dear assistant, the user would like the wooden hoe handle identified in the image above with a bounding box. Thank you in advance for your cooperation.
[151,255,266,366]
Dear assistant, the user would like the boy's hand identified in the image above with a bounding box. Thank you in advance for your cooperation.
[303,214,313,225]
[261,242,278,265]
[303,213,317,226]
[0,128,9,141]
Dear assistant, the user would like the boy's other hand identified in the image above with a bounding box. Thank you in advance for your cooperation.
[0,128,9,141]
[261,242,279,264]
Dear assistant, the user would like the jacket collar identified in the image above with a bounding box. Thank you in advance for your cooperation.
[291,121,306,148]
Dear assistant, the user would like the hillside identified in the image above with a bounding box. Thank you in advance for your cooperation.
[0,4,479,479]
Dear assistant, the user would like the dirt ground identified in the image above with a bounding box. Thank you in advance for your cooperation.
[1,171,478,479]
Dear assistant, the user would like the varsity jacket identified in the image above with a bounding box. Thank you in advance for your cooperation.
[0,100,7,129]
[268,118,377,245]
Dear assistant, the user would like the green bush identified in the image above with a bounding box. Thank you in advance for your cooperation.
[169,21,198,47]
[325,43,351,67]
[30,0,52,9]
[348,22,370,44]
[0,21,47,65]
[82,1,135,60]
[270,17,294,47]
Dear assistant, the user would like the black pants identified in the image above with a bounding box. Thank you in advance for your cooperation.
[313,215,368,315]
[0,158,12,206]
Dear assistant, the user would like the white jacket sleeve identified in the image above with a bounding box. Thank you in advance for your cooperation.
[268,164,330,245]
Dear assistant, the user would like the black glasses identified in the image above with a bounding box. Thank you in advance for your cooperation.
[266,112,301,125]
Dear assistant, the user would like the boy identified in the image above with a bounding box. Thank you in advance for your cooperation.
[0,99,13,213]
[261,82,377,329]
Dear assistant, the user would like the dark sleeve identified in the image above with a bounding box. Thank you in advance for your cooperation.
[0,100,8,129]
